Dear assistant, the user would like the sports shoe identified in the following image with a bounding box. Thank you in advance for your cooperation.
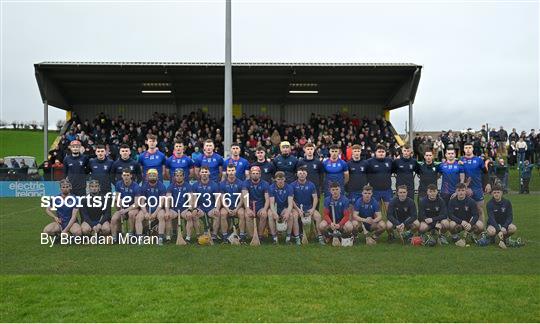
[387,232,395,242]
[272,236,279,245]
[158,237,164,246]
[295,237,301,245]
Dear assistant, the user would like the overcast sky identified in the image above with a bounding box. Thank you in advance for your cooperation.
[1,0,538,133]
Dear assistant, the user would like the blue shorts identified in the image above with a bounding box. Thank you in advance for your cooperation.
[471,189,484,202]
[348,192,362,205]
[373,189,393,203]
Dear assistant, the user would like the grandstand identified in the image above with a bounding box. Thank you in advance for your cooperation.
[34,62,422,158]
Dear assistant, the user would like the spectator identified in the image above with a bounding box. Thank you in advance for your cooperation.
[519,160,533,194]
[494,158,509,193]
[516,137,528,167]
[497,126,508,155]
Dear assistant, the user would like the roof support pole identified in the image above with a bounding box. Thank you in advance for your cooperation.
[408,101,413,147]
[223,0,233,157]
[43,100,49,162]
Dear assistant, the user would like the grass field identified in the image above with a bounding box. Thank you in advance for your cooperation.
[0,129,59,162]
[1,195,539,322]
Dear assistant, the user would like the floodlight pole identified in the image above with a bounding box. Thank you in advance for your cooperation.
[44,101,49,162]
[224,0,232,157]
[408,101,413,147]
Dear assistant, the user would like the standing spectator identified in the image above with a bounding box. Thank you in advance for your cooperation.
[497,126,508,155]
[433,137,445,161]
[508,128,520,144]
[494,158,509,193]
[527,129,536,164]
[51,159,65,181]
[487,137,498,159]
[519,160,533,194]
[508,141,517,166]
[516,137,528,167]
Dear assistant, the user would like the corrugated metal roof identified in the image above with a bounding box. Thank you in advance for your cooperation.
[36,61,420,67]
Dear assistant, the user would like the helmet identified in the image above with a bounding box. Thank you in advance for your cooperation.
[197,234,211,245]
[341,237,353,247]
[411,236,423,246]
[423,234,437,247]
[276,221,287,232]
[301,215,312,226]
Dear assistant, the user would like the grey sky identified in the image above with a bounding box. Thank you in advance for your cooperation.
[1,0,539,133]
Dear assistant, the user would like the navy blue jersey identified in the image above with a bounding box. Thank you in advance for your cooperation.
[219,178,244,209]
[322,158,349,194]
[88,157,114,193]
[324,195,350,223]
[486,198,513,229]
[111,158,142,183]
[138,149,166,181]
[354,197,380,218]
[191,180,220,213]
[251,160,275,183]
[460,156,485,191]
[52,194,77,229]
[80,195,111,225]
[347,159,367,193]
[437,161,465,195]
[63,154,89,194]
[165,154,193,183]
[298,158,324,189]
[140,181,167,213]
[365,157,393,191]
[448,197,479,224]
[242,179,269,211]
[417,162,439,195]
[223,157,250,181]
[193,153,224,183]
[392,157,419,191]
[114,180,141,207]
[273,154,299,183]
[269,183,293,210]
[387,197,417,225]
[418,196,447,222]
[166,181,192,212]
[290,180,317,210]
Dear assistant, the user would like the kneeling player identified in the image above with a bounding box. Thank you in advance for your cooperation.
[42,179,82,237]
[352,185,385,244]
[165,169,193,242]
[448,183,484,244]
[418,184,450,244]
[291,166,324,244]
[320,182,353,240]
[242,166,270,243]
[486,185,517,248]
[191,166,221,242]
[269,171,296,244]
[80,180,111,236]
[111,169,141,241]
[137,169,167,244]
[385,185,419,241]
[219,164,245,243]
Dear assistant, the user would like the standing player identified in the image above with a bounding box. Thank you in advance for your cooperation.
[298,143,324,196]
[448,183,484,243]
[165,141,194,183]
[63,140,89,196]
[486,185,517,248]
[165,169,192,242]
[346,144,367,204]
[365,145,393,210]
[136,169,167,244]
[320,182,353,240]
[219,164,245,243]
[437,147,465,205]
[418,184,449,243]
[80,180,111,236]
[461,142,491,224]
[110,169,141,241]
[291,166,324,244]
[112,144,141,183]
[385,185,419,240]
[88,144,114,195]
[351,185,385,243]
[392,144,420,200]
[191,166,221,241]
[42,180,82,237]
[223,143,250,181]
[417,151,440,200]
[323,144,349,197]
[251,146,275,183]
[268,172,296,244]
[193,139,224,183]
[138,134,166,181]
[273,141,298,184]
[242,166,270,243]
